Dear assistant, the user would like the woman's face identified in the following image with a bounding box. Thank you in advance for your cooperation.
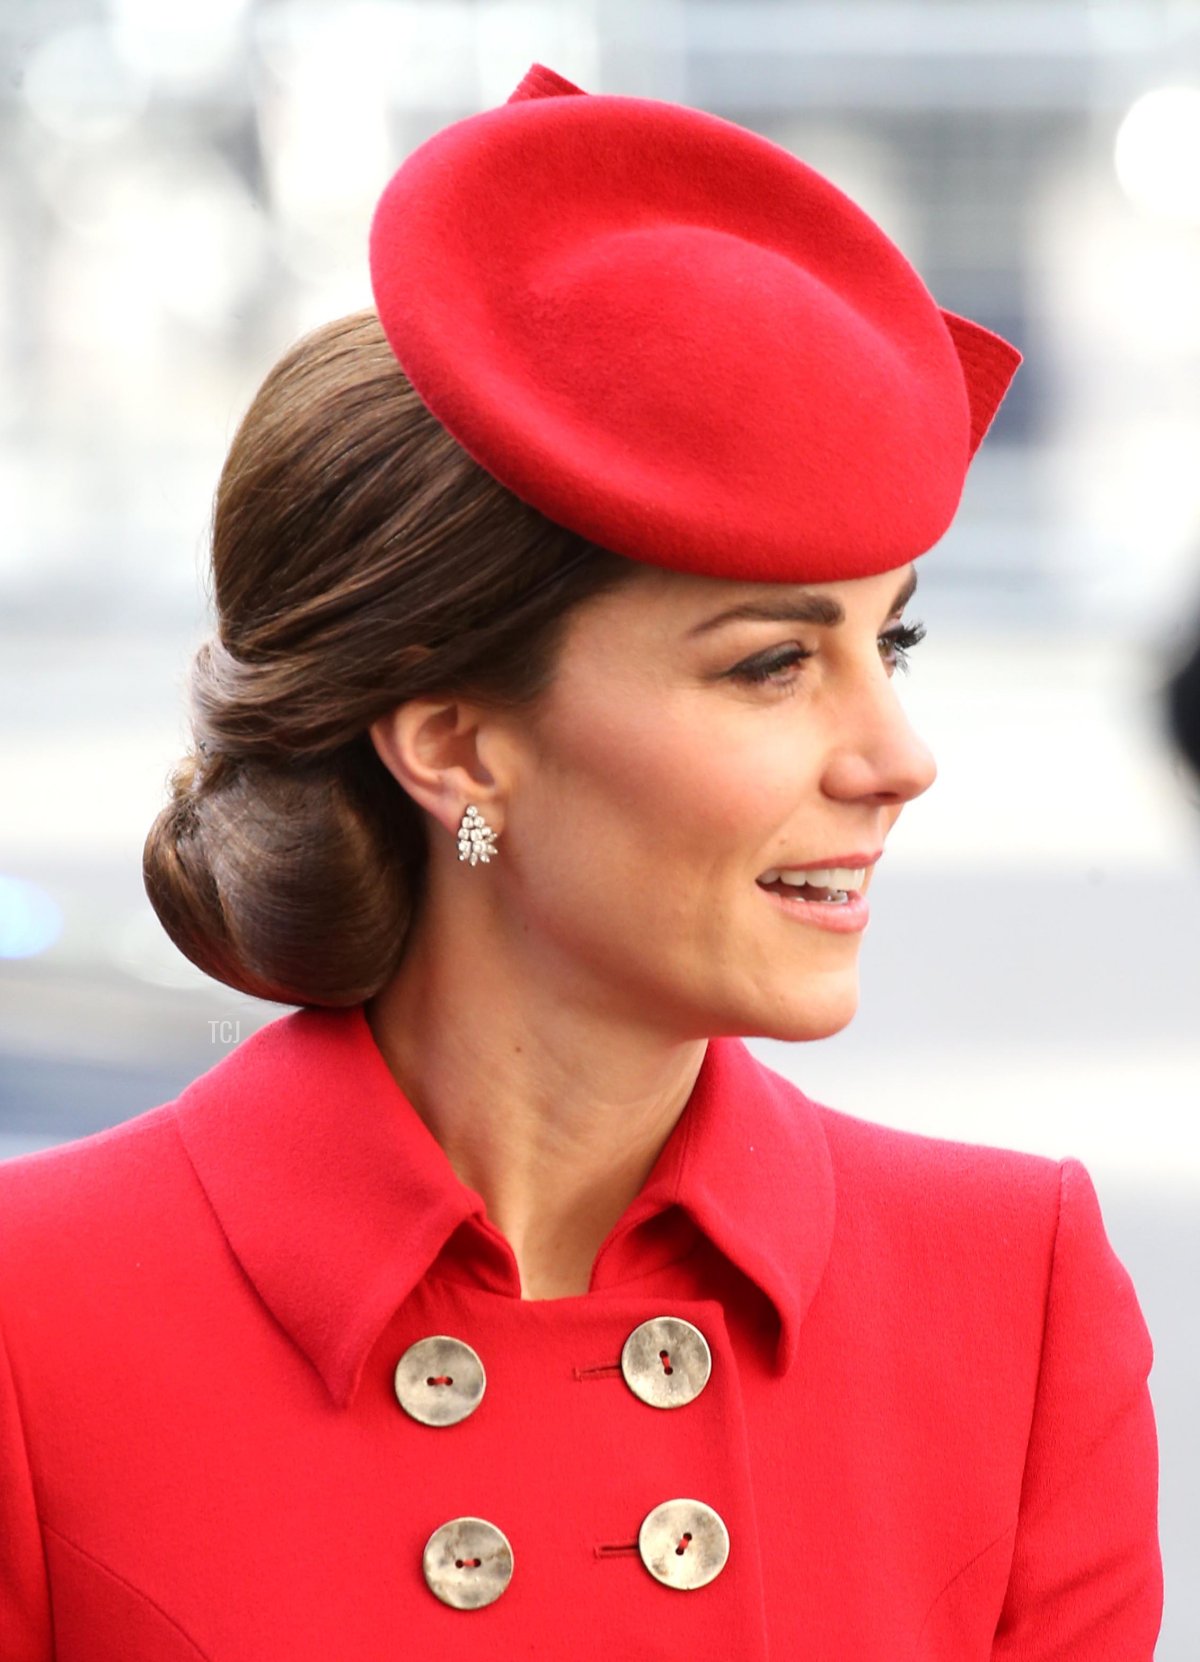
[483,560,938,1044]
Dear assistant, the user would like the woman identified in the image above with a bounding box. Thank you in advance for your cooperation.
[0,62,1161,1659]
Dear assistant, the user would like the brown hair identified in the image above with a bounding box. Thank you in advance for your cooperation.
[142,309,641,1007]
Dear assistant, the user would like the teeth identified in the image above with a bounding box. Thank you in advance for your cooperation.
[758,866,866,889]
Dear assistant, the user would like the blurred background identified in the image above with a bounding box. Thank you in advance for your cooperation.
[1,0,1198,1649]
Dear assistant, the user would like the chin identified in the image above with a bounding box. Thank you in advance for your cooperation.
[717,978,861,1045]
[762,1007,858,1044]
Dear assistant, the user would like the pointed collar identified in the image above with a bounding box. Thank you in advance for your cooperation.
[172,1006,834,1407]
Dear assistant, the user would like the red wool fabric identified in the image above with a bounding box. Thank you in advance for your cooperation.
[0,1007,1161,1658]
[369,62,1023,585]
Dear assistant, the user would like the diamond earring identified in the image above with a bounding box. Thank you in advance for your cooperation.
[457,803,499,865]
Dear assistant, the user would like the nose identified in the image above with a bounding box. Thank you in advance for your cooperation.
[819,671,938,807]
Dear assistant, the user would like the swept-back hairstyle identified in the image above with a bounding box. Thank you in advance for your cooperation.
[143,310,639,1007]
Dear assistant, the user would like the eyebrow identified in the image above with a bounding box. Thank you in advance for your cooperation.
[686,566,919,637]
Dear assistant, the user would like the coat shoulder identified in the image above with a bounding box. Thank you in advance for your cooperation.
[819,1092,1061,1188]
[0,1097,193,1289]
[0,1013,297,1281]
[787,1076,1067,1253]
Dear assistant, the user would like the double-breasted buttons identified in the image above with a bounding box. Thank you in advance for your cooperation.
[638,1498,730,1590]
[423,1516,514,1609]
[394,1335,486,1427]
[620,1315,712,1408]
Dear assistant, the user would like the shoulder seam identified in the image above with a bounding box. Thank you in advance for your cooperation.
[911,1520,1018,1651]
[1016,1157,1067,1492]
[40,1522,213,1660]
[0,1298,54,1651]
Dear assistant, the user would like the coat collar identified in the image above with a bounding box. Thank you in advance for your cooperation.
[172,1006,834,1407]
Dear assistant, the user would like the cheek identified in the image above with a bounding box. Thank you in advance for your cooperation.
[518,693,812,907]
[505,685,853,1027]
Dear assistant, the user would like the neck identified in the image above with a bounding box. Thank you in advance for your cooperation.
[363,880,707,1300]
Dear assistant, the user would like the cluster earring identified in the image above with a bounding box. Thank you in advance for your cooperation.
[457,803,499,866]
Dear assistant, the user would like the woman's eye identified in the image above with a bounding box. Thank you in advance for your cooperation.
[729,618,927,690]
[729,646,813,688]
[880,618,927,674]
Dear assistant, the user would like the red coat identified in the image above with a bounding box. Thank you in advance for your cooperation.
[0,1006,1162,1658]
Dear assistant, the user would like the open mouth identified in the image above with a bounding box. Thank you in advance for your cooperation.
[758,880,850,904]
[755,865,866,905]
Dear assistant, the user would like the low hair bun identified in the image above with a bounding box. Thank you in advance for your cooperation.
[143,308,637,1008]
[142,735,420,1007]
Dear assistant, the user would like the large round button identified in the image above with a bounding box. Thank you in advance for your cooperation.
[423,1516,514,1609]
[620,1316,711,1408]
[638,1498,729,1590]
[394,1335,486,1426]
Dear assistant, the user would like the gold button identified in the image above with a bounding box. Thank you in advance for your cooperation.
[638,1498,729,1590]
[423,1516,513,1609]
[394,1335,486,1427]
[620,1316,711,1408]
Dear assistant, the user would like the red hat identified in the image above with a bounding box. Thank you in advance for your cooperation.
[369,62,1022,584]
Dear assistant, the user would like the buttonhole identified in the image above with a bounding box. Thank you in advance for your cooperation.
[455,1558,481,1570]
[675,1532,693,1556]
[427,1375,454,1387]
[659,1350,673,1374]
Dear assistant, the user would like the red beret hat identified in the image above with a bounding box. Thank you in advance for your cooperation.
[369,62,1022,584]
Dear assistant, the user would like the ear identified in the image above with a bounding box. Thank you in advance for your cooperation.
[368,699,503,839]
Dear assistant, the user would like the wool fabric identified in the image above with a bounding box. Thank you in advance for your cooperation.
[0,1006,1161,1657]
[370,62,1023,584]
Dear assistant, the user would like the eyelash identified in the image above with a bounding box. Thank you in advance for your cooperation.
[730,619,928,690]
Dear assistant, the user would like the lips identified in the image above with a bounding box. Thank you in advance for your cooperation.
[759,850,882,876]
[757,880,871,932]
[754,850,881,929]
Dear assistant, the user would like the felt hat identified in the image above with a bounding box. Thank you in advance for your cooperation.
[369,62,1022,584]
